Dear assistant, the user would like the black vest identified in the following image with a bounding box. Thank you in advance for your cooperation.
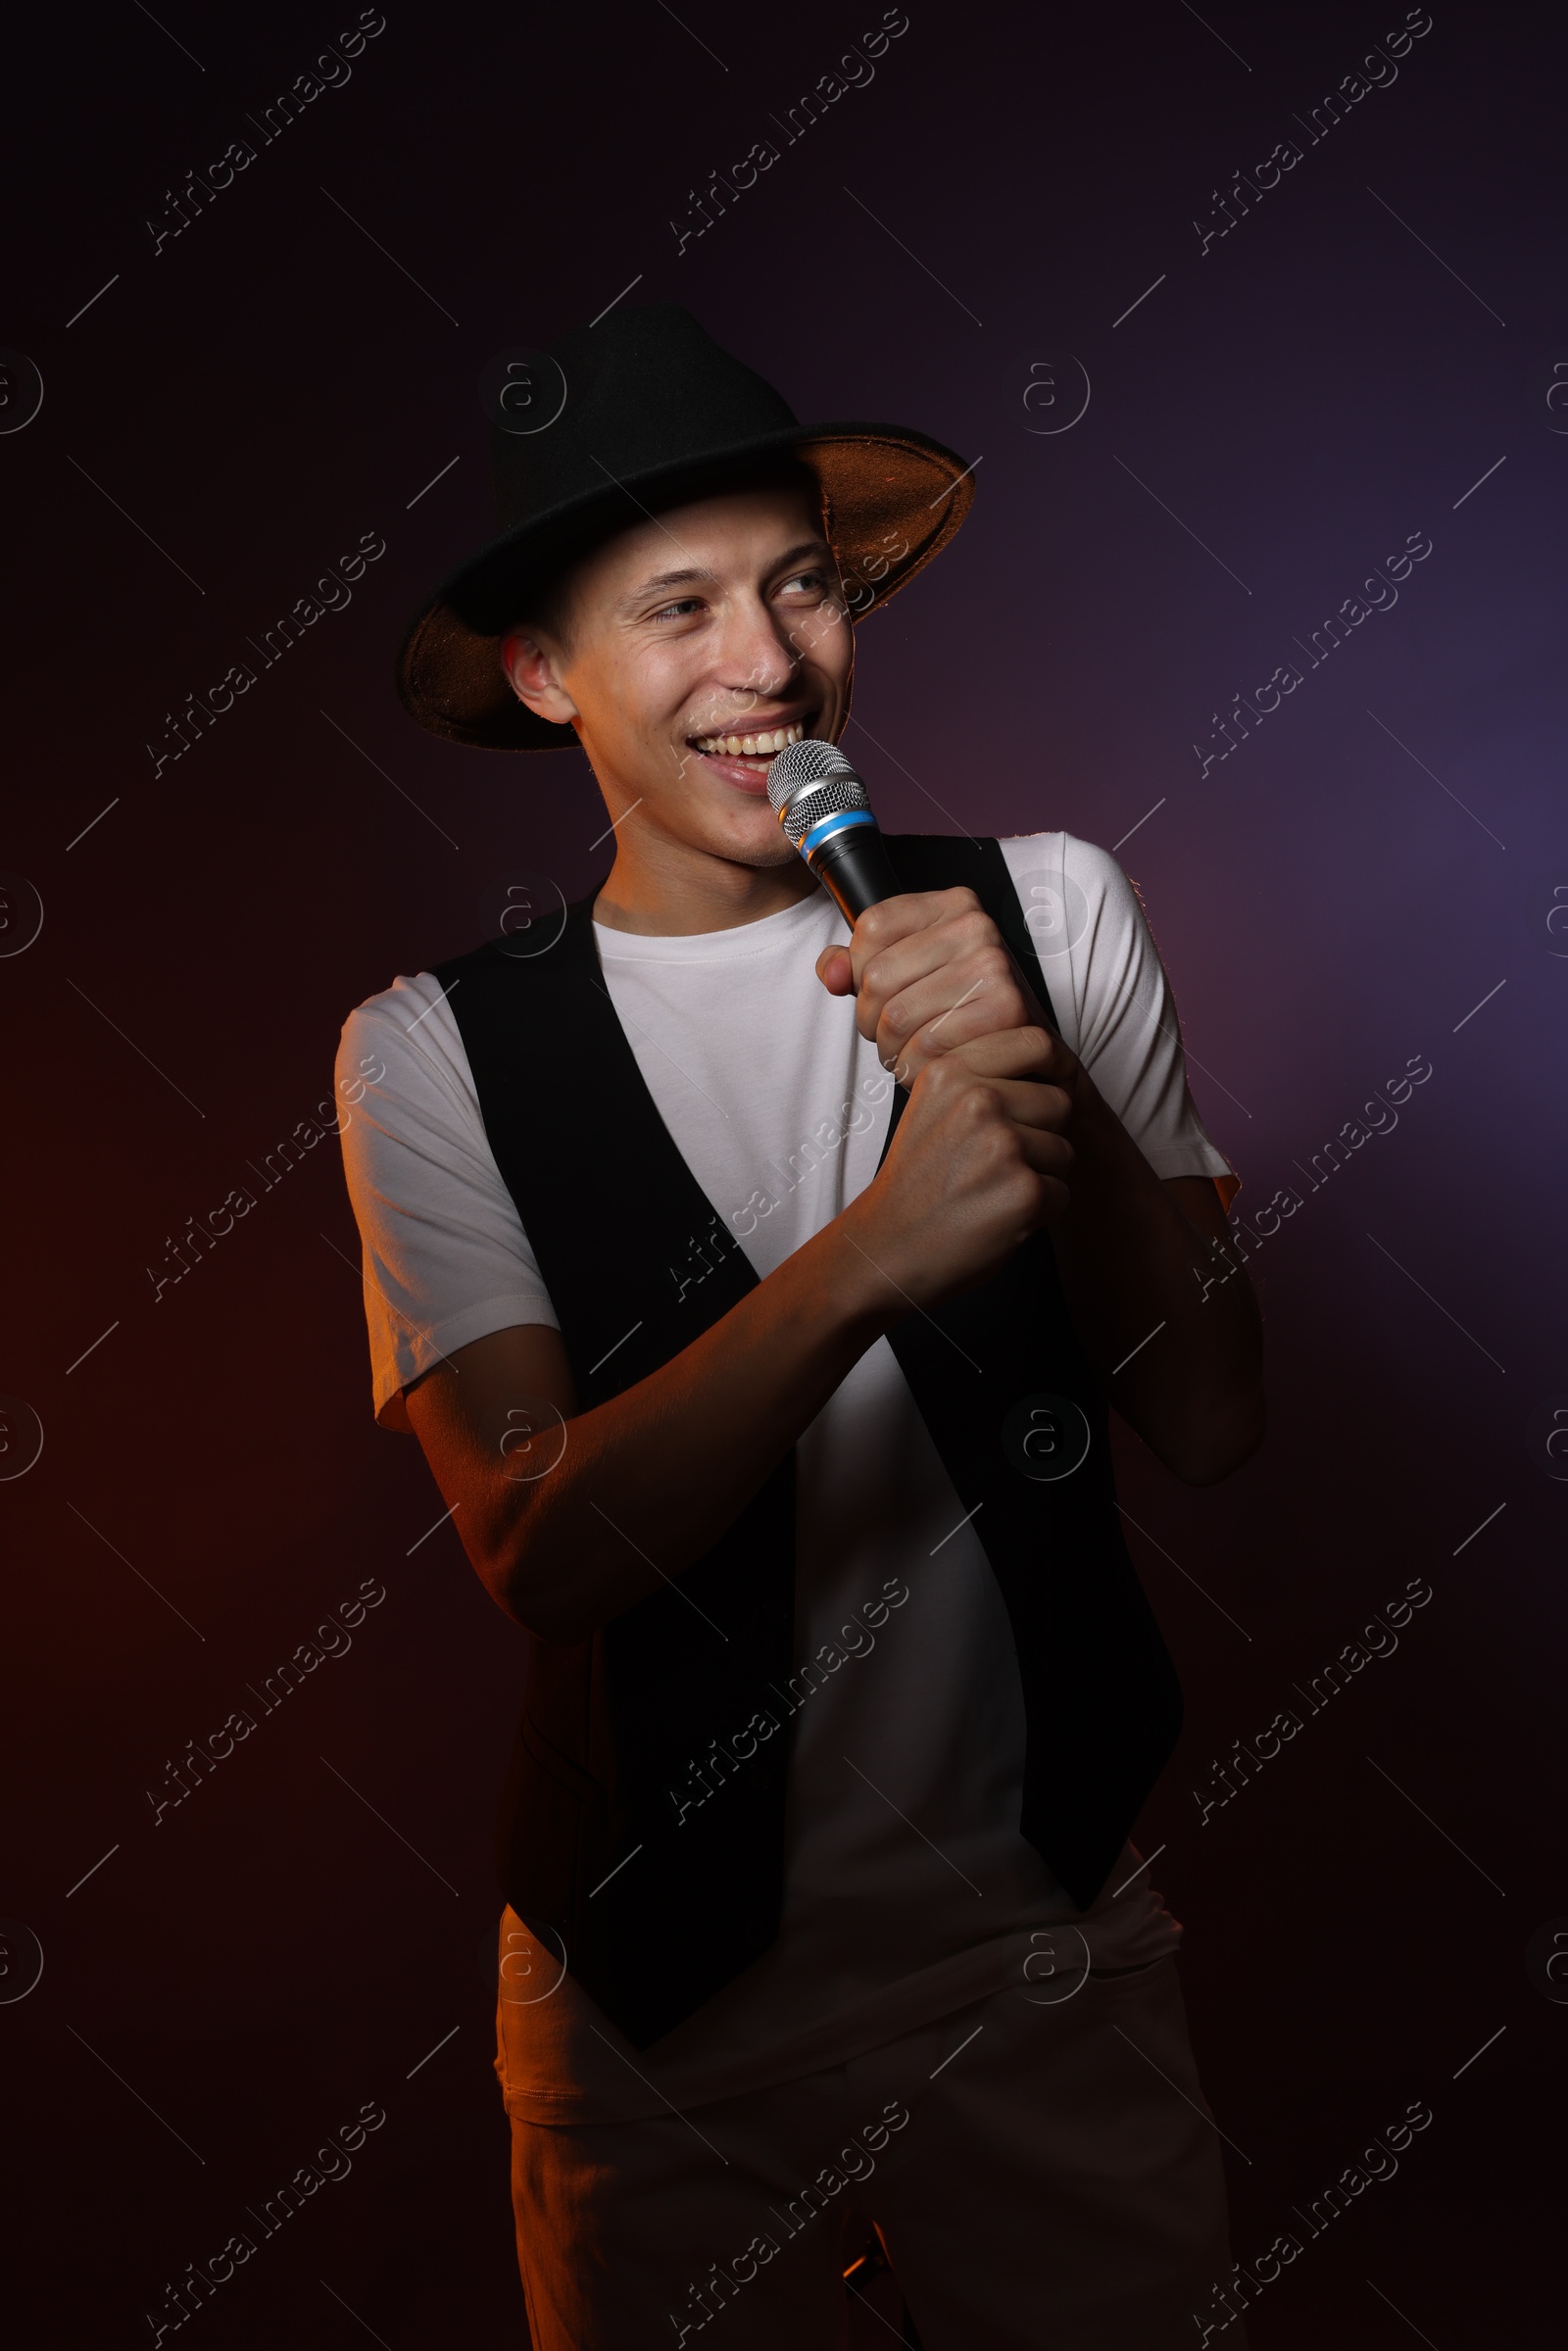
[433,836,1182,2048]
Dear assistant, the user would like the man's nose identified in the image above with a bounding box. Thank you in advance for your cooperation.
[714,597,803,698]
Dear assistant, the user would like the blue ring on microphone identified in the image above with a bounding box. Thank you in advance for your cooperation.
[800,808,874,857]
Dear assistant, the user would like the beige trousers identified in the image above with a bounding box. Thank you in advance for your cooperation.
[498,1949,1249,2349]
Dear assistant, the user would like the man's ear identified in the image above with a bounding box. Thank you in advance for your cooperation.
[500,626,580,728]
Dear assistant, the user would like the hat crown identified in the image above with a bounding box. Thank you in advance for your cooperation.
[490,304,800,531]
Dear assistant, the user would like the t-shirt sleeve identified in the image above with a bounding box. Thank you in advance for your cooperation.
[334,973,560,1433]
[998,831,1240,1210]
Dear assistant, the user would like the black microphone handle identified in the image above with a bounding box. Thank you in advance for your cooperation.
[809,824,904,925]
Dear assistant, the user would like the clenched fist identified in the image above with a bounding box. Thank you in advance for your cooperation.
[842,1025,1074,1309]
[816,884,1080,1094]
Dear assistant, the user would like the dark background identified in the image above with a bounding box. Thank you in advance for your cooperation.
[3,0,1564,2341]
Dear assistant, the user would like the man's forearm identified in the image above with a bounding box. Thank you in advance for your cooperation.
[1049,1080,1264,1483]
[493,1219,892,1642]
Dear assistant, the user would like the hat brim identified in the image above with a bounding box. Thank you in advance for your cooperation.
[393,421,976,752]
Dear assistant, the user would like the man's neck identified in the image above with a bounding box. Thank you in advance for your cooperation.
[593,827,821,938]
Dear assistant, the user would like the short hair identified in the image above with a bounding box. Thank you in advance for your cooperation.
[511,566,580,658]
[509,453,828,660]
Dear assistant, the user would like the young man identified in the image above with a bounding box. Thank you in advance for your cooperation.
[338,305,1262,2348]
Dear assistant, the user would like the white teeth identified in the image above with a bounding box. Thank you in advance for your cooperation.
[692,719,807,757]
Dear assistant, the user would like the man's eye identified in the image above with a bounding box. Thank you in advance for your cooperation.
[651,598,703,622]
[780,570,830,596]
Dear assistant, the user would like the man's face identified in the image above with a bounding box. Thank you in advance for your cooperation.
[502,483,853,869]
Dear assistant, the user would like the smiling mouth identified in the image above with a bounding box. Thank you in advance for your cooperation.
[687,716,810,771]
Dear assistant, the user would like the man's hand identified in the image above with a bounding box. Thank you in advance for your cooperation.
[844,1026,1074,1308]
[815,884,1071,1086]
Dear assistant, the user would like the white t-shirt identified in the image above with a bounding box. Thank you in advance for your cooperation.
[335,832,1238,2124]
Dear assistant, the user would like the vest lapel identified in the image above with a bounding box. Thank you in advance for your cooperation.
[871,837,1182,1907]
[435,902,796,2047]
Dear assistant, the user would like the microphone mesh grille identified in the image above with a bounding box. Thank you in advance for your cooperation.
[766,739,871,848]
[765,737,857,813]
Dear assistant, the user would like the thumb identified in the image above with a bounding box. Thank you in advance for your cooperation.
[815,944,855,996]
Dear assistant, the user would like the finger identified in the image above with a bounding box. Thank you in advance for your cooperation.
[815,944,855,996]
[858,917,1053,1060]
[853,903,995,1024]
[936,1026,1066,1086]
[889,983,1069,1085]
[876,951,1029,1067]
[848,888,986,994]
[1023,1168,1073,1226]
[986,1077,1074,1133]
[1013,1124,1074,1176]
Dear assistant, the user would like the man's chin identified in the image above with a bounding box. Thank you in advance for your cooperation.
[668,760,801,868]
[715,816,801,872]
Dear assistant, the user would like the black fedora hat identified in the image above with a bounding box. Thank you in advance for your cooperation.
[394,303,976,752]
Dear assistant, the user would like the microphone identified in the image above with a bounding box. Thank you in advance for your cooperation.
[765,739,902,926]
[769,738,1057,1074]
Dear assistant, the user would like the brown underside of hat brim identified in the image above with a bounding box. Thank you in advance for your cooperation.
[394,423,975,753]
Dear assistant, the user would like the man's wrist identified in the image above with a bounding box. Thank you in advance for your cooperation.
[810,1202,905,1344]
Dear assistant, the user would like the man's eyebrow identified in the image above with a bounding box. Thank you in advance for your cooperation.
[615,541,835,613]
[770,539,835,569]
[615,565,714,611]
